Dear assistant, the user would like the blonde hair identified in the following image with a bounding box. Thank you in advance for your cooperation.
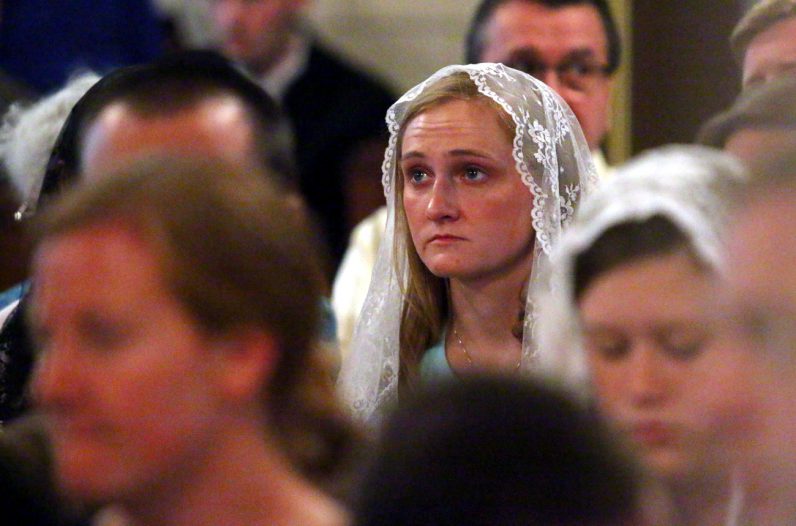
[393,72,515,391]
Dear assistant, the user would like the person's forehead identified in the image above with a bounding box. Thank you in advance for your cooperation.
[403,99,511,142]
[34,222,162,303]
[731,193,796,279]
[727,194,796,323]
[81,97,256,177]
[482,1,608,60]
[90,93,252,133]
[742,15,796,86]
[724,127,796,166]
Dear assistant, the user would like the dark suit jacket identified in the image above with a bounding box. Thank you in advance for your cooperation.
[283,44,394,268]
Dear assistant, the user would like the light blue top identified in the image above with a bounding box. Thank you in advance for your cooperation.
[0,282,27,313]
[419,332,455,383]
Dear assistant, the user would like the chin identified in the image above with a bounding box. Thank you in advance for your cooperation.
[421,256,473,279]
[426,265,472,280]
[640,450,695,485]
[54,440,127,501]
[56,463,118,505]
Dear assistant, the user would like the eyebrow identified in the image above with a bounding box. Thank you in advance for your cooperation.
[562,49,602,63]
[507,47,602,65]
[400,149,494,161]
[507,47,543,63]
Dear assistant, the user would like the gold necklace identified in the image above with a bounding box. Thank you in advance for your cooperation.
[452,325,522,371]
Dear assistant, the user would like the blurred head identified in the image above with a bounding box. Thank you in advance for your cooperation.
[724,149,796,496]
[575,218,736,484]
[354,376,641,526]
[556,147,755,487]
[212,0,308,76]
[29,157,336,507]
[38,50,296,210]
[731,0,796,87]
[466,0,619,149]
[698,74,796,166]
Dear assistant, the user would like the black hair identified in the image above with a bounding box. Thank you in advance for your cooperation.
[37,50,295,210]
[574,215,697,302]
[354,375,640,526]
[465,0,621,73]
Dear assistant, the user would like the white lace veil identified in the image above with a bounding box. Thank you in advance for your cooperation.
[337,63,597,425]
[536,144,747,394]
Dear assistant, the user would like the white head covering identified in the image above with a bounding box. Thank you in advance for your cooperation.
[536,144,747,393]
[337,63,597,425]
[0,72,100,218]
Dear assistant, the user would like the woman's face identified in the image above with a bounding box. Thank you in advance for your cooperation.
[400,98,534,283]
[579,251,757,484]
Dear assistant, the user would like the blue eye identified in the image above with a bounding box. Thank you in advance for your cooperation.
[404,167,430,185]
[463,167,487,182]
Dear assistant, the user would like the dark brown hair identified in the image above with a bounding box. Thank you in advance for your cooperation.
[574,215,703,302]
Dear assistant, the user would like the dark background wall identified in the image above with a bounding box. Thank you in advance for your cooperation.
[631,1,741,153]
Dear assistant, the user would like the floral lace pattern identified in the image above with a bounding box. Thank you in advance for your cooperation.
[338,64,597,426]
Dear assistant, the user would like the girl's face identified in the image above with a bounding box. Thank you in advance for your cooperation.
[579,251,757,484]
[399,98,535,284]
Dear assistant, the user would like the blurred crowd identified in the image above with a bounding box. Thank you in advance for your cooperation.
[2,1,796,525]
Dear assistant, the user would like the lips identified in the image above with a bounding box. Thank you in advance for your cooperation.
[427,234,466,245]
[630,421,677,447]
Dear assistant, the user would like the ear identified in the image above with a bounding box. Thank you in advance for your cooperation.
[211,328,279,404]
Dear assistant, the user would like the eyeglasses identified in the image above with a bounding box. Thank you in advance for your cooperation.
[505,59,610,93]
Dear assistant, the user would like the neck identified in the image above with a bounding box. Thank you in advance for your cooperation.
[248,45,290,79]
[743,470,796,525]
[447,252,532,371]
[122,425,345,526]
[662,471,741,526]
[250,23,304,79]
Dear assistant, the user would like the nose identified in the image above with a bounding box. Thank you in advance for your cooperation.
[538,69,564,93]
[627,345,668,406]
[425,177,460,222]
[32,342,83,411]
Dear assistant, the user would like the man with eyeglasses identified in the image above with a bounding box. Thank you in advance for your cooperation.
[467,0,619,169]
[331,0,622,362]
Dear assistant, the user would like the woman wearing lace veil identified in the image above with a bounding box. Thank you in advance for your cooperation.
[537,145,753,525]
[337,63,597,425]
